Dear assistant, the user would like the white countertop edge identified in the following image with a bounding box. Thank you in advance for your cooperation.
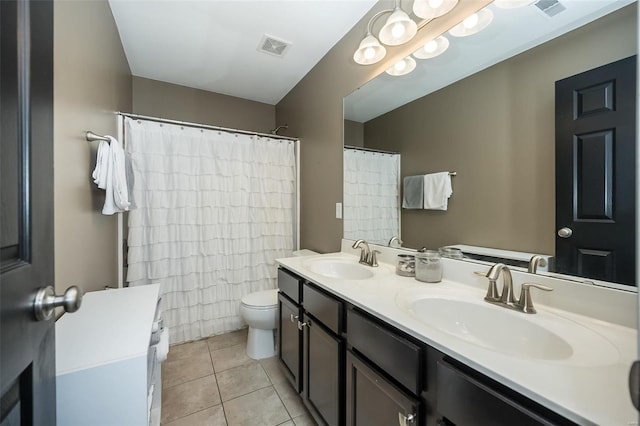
[276,252,637,426]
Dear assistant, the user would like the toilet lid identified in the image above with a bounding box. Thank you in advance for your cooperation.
[241,289,278,308]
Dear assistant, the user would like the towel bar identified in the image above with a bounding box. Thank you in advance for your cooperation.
[86,131,110,143]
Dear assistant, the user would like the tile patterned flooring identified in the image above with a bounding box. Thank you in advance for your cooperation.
[161,328,317,426]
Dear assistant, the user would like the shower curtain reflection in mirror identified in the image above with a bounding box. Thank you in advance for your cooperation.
[124,118,296,344]
[343,147,400,246]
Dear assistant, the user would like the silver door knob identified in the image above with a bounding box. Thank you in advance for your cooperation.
[557,227,573,238]
[34,286,83,321]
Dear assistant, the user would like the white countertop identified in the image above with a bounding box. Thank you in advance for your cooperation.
[56,284,160,375]
[277,252,637,426]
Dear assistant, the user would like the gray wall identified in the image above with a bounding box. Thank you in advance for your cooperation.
[132,77,275,133]
[344,120,364,148]
[54,0,132,294]
[276,0,492,253]
[364,5,637,254]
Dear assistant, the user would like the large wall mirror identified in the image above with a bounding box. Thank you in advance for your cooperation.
[343,1,637,288]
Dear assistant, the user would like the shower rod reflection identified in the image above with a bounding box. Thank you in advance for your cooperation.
[115,111,298,142]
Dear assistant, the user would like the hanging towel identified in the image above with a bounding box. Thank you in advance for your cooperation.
[423,172,453,210]
[402,175,424,209]
[91,140,109,189]
[95,135,130,215]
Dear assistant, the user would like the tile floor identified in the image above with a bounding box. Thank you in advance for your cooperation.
[161,328,317,426]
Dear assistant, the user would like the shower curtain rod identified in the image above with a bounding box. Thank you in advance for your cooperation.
[344,145,399,155]
[115,111,299,142]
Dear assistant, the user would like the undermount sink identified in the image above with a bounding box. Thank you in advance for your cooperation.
[304,258,374,280]
[396,290,619,366]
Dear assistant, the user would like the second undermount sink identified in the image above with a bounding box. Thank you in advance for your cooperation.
[396,290,619,366]
[305,258,374,280]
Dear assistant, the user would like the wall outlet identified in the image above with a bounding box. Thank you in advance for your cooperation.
[336,202,342,219]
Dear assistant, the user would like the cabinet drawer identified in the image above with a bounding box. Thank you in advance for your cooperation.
[278,268,301,303]
[347,309,422,395]
[303,283,342,334]
[437,361,570,426]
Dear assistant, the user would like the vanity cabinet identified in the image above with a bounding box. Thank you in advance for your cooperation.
[277,266,577,426]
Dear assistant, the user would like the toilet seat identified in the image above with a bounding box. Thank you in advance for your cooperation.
[241,289,278,310]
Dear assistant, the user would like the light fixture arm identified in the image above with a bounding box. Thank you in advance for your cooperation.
[365,9,395,36]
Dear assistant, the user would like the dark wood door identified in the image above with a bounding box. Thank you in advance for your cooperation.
[278,293,302,392]
[555,55,636,286]
[1,0,56,424]
[303,313,342,426]
[345,350,419,426]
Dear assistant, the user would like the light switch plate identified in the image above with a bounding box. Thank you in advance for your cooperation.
[336,202,342,219]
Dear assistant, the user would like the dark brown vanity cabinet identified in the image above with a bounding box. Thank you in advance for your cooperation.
[277,267,576,426]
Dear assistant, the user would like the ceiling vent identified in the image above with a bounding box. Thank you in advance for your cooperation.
[257,34,291,58]
[534,0,566,17]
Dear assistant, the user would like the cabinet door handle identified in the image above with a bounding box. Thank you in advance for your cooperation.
[398,412,416,426]
[290,313,299,323]
[297,320,309,330]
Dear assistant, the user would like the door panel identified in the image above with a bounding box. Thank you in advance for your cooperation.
[555,55,636,285]
[346,350,419,426]
[278,293,302,392]
[304,313,342,426]
[0,0,56,424]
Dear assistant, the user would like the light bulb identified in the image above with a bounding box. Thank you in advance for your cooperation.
[394,60,407,72]
[364,47,376,60]
[428,0,444,8]
[423,40,438,53]
[391,22,406,39]
[463,13,478,29]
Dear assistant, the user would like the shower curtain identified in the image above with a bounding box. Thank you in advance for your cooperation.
[343,148,400,246]
[124,118,296,344]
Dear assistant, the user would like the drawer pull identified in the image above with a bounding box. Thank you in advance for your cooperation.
[290,314,299,323]
[398,412,416,426]
[297,320,309,330]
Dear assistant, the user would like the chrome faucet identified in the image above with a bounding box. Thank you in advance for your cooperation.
[528,255,548,274]
[388,236,403,248]
[478,263,553,314]
[352,240,379,267]
[484,263,515,305]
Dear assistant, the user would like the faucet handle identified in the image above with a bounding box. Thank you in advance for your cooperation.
[369,250,381,267]
[516,283,553,314]
[473,271,486,277]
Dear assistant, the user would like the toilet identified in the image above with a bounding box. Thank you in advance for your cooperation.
[240,289,279,359]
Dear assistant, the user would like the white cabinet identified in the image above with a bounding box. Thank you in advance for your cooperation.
[55,284,162,426]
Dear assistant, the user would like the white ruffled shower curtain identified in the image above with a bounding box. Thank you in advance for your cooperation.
[343,148,400,246]
[124,118,296,344]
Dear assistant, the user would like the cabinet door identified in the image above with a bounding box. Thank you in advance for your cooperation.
[278,293,302,392]
[303,313,342,426]
[346,350,419,426]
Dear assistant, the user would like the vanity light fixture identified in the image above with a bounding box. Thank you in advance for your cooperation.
[386,56,416,76]
[493,0,536,9]
[449,7,494,37]
[353,33,387,65]
[413,0,459,20]
[413,35,450,59]
[379,1,418,46]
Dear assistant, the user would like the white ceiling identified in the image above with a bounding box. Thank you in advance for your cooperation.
[344,0,635,123]
[108,0,378,105]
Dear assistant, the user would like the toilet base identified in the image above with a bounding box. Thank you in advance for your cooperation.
[246,327,276,360]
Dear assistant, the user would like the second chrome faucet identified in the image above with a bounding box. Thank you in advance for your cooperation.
[479,263,553,314]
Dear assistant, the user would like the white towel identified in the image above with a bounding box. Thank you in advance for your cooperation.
[423,172,453,210]
[402,175,424,209]
[94,135,130,215]
[91,140,109,189]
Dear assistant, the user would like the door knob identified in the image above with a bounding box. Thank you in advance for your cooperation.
[33,286,83,321]
[557,227,573,238]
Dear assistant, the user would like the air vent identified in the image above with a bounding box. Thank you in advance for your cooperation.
[257,34,291,58]
[534,0,566,17]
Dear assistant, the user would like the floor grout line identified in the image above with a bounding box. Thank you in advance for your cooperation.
[208,341,230,426]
